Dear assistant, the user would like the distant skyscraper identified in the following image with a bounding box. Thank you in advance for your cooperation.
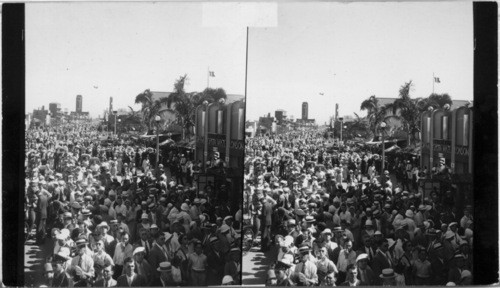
[109,97,113,114]
[302,102,308,120]
[76,95,83,113]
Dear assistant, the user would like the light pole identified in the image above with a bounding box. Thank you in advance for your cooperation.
[155,115,161,171]
[113,110,117,135]
[380,121,387,173]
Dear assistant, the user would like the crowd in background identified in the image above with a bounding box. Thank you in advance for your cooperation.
[244,130,473,286]
[25,123,241,287]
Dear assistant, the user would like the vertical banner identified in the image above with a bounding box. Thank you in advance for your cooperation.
[426,117,431,142]
[442,116,448,139]
[463,114,469,146]
[238,108,244,140]
[217,110,223,134]
[201,111,206,137]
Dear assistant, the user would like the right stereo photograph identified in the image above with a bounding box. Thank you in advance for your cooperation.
[242,2,473,286]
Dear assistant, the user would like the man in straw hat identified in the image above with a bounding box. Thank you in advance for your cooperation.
[274,259,295,286]
[379,268,397,286]
[291,245,318,286]
[68,238,94,286]
[50,251,71,287]
[151,261,176,286]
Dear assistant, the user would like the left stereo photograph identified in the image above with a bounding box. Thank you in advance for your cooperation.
[24,2,245,287]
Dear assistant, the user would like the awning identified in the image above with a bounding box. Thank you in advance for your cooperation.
[384,144,401,153]
[159,139,175,146]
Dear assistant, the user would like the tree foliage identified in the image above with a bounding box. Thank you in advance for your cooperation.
[360,95,389,135]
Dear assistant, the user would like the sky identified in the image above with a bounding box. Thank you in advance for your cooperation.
[26,2,473,124]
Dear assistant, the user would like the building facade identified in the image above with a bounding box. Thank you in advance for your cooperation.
[275,109,287,124]
[420,105,473,209]
[194,100,245,212]
[49,103,61,117]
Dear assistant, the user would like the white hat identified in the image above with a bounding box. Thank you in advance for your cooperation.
[365,220,373,226]
[181,203,189,211]
[387,238,396,248]
[460,270,471,279]
[444,231,455,239]
[356,253,369,262]
[164,232,173,242]
[446,282,456,286]
[97,221,110,230]
[141,213,149,220]
[220,224,230,234]
[222,275,234,285]
[405,210,414,218]
[133,247,146,256]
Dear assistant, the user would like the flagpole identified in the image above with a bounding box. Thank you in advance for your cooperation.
[207,67,210,88]
[245,26,249,99]
[432,72,435,94]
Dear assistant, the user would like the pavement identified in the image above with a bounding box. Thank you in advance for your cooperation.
[24,233,53,287]
[242,235,278,286]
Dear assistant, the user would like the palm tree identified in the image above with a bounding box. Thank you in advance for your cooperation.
[134,89,169,131]
[360,95,388,136]
[166,74,188,109]
[384,81,424,145]
[172,93,197,140]
[350,112,372,140]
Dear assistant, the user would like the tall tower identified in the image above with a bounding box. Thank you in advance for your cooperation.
[76,95,82,113]
[302,102,308,120]
[109,97,113,114]
[335,103,339,121]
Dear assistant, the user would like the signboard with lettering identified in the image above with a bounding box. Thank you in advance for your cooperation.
[229,139,245,156]
[208,133,227,151]
[433,139,452,157]
[455,145,470,161]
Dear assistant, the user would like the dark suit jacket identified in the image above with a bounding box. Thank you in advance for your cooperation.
[94,277,117,287]
[430,257,448,285]
[150,276,177,287]
[357,266,376,286]
[370,251,391,284]
[447,267,462,284]
[147,245,167,275]
[116,274,147,287]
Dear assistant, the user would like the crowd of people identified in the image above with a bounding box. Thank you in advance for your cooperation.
[244,130,473,286]
[25,122,242,287]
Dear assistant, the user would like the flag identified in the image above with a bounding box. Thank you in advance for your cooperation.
[434,77,440,83]
[209,71,215,77]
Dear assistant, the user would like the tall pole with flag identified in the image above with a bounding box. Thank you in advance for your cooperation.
[433,73,440,94]
[207,68,215,88]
